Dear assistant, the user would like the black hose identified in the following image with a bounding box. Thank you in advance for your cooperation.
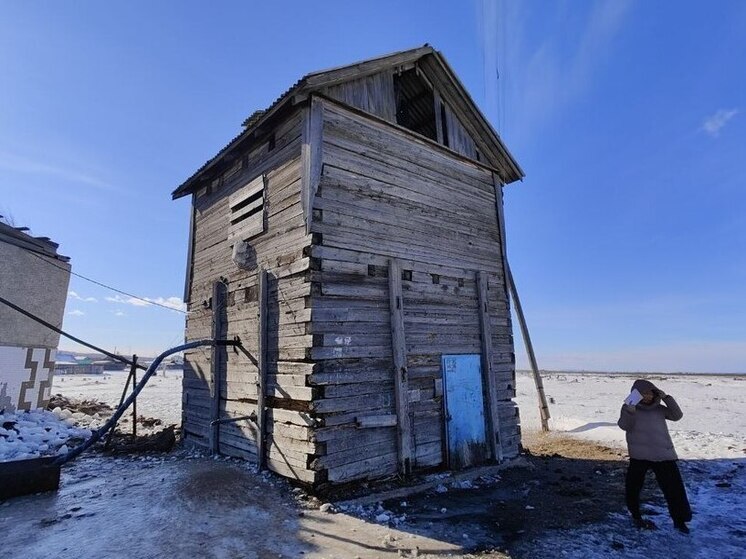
[54,338,239,465]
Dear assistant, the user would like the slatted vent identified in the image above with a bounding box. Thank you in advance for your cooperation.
[228,174,266,241]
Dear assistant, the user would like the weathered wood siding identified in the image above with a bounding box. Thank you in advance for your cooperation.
[321,68,481,164]
[308,100,520,483]
[183,107,320,483]
[321,70,396,122]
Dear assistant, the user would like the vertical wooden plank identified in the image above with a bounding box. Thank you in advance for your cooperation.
[209,280,227,453]
[476,272,503,462]
[183,198,196,304]
[388,258,413,475]
[492,174,511,304]
[433,92,445,145]
[256,268,268,469]
[301,96,324,234]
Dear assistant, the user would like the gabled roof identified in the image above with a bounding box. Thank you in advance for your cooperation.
[172,45,523,200]
[0,220,70,262]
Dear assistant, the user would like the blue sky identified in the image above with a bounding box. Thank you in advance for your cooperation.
[1,1,743,372]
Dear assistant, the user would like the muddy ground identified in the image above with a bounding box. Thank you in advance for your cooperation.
[3,431,660,559]
[366,433,633,556]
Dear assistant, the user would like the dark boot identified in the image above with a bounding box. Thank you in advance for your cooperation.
[674,520,690,534]
[633,517,657,530]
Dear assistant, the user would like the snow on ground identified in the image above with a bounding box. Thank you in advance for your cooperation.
[51,369,183,426]
[0,370,182,463]
[516,371,746,460]
[0,409,92,462]
[515,371,746,558]
[3,369,744,558]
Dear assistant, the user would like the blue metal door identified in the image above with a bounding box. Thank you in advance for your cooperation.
[442,354,488,468]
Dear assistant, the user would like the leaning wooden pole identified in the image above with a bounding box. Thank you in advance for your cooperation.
[492,175,550,432]
[506,265,551,431]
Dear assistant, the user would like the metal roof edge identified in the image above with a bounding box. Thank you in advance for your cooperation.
[0,221,70,262]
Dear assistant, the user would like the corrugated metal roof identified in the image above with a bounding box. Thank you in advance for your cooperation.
[0,220,70,262]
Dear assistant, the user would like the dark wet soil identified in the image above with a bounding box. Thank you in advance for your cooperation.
[378,434,633,555]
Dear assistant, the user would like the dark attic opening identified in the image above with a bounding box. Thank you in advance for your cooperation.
[394,68,437,141]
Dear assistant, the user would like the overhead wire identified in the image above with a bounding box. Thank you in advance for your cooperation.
[20,244,188,314]
[0,293,147,370]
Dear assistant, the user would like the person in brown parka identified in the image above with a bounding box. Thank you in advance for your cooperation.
[618,379,692,533]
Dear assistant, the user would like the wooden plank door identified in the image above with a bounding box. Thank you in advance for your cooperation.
[442,354,488,468]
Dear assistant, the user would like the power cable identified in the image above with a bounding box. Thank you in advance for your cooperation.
[21,245,187,314]
[0,293,147,371]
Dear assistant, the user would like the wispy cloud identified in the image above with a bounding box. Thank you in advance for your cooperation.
[114,310,125,317]
[0,150,119,192]
[68,309,85,316]
[106,294,186,312]
[702,108,739,137]
[479,0,633,144]
[68,290,98,303]
[106,294,150,307]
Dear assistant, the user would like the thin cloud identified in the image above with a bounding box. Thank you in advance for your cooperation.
[481,0,633,145]
[67,309,85,316]
[0,150,119,192]
[68,290,98,303]
[106,294,150,307]
[114,310,125,317]
[106,294,186,312]
[702,108,739,137]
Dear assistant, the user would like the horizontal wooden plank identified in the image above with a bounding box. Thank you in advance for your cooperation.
[356,414,397,428]
[326,452,398,483]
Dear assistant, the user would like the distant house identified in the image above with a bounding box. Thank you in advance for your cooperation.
[54,353,105,375]
[0,220,71,412]
[173,46,524,486]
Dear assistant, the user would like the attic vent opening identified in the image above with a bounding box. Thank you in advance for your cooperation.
[393,69,437,141]
[228,174,266,241]
[230,190,263,224]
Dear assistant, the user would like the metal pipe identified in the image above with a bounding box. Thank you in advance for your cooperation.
[54,338,241,465]
[209,414,257,427]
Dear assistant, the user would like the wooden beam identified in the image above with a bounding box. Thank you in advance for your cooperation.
[507,264,551,431]
[433,92,445,146]
[257,269,269,468]
[492,174,550,431]
[209,280,228,453]
[301,96,324,234]
[388,258,413,475]
[476,271,503,462]
[183,200,196,304]
[356,414,398,428]
[303,46,433,88]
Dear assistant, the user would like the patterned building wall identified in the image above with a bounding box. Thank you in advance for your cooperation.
[0,346,56,413]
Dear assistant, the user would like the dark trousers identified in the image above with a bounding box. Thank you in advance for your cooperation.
[626,459,692,523]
